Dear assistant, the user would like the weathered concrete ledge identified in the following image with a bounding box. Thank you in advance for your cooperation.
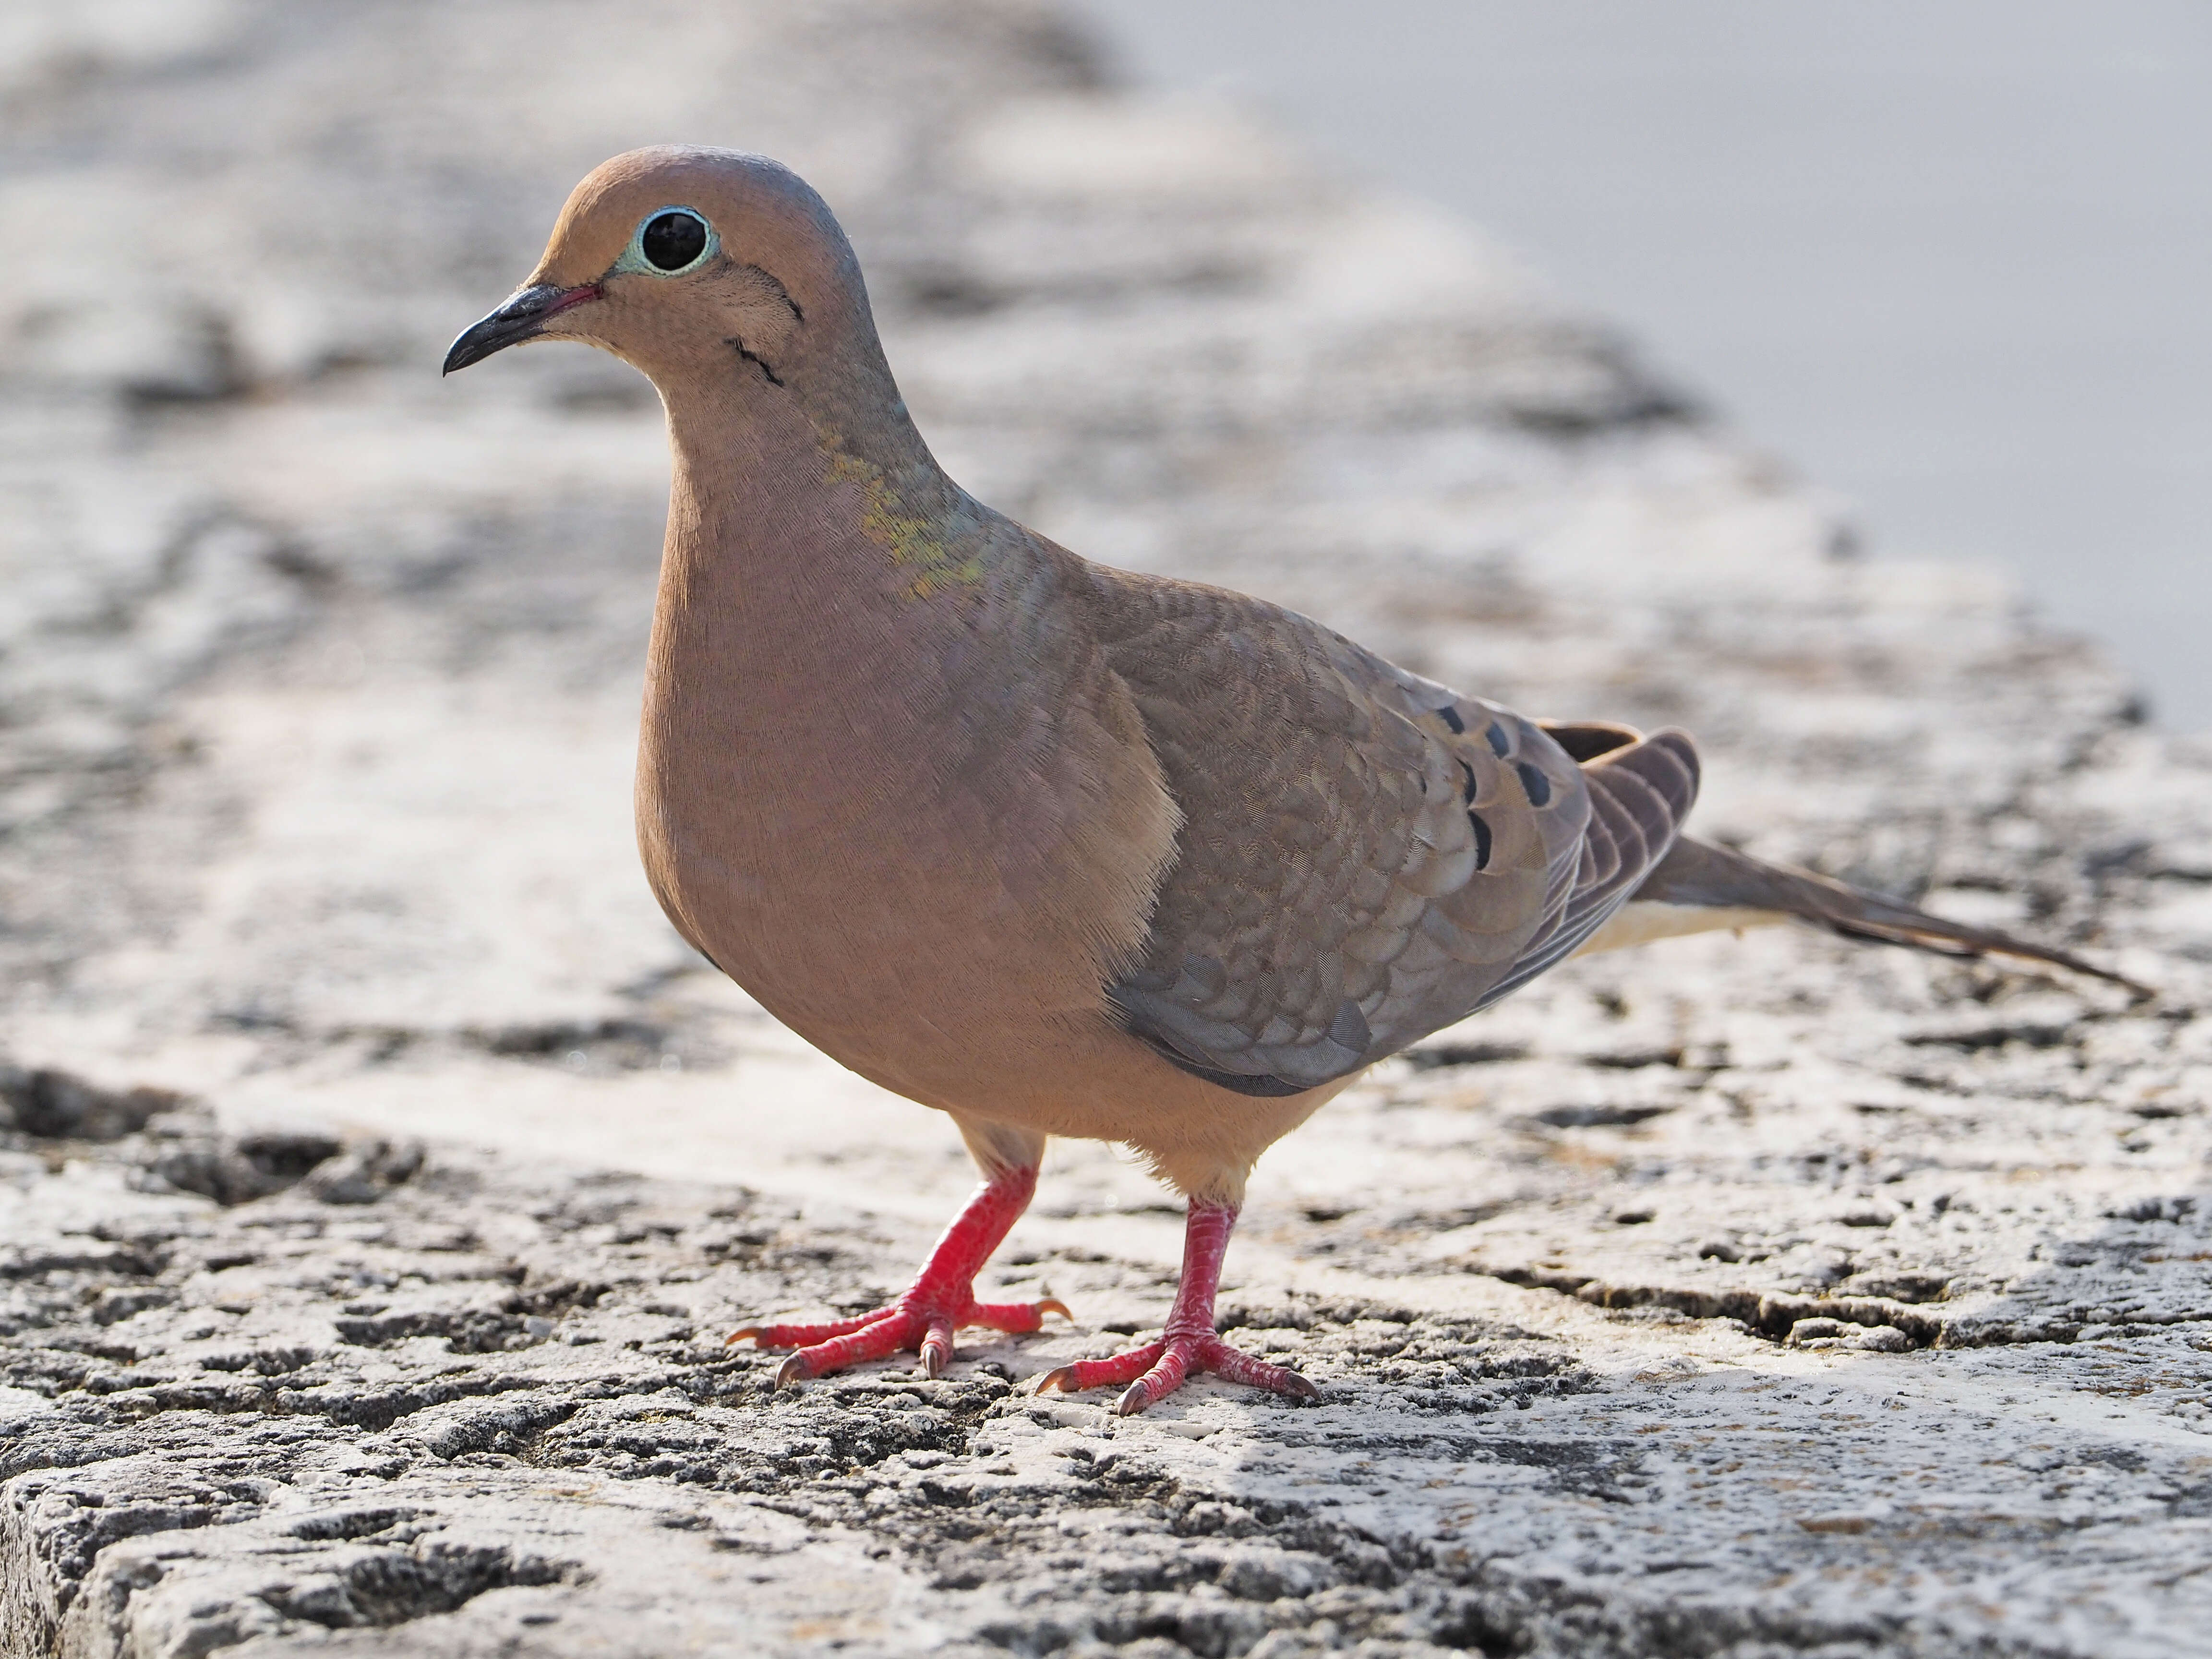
[0,2,2206,1654]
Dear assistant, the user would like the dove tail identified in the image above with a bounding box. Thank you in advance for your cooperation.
[1580,835,2140,990]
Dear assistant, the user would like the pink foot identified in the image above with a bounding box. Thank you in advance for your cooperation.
[1032,1200,1319,1415]
[726,1166,1070,1384]
[1039,1332,1317,1416]
[731,1295,1070,1384]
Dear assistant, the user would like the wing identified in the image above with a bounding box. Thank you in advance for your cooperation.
[1091,573,1700,1096]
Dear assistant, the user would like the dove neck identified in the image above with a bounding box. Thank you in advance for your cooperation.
[650,350,1028,726]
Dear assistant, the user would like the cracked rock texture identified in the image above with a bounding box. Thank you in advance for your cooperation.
[1,1,2209,1655]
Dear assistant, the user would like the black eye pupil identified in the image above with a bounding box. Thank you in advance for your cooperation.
[640,211,707,271]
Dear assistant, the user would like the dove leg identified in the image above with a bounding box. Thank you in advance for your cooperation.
[728,1156,1069,1384]
[1036,1199,1319,1415]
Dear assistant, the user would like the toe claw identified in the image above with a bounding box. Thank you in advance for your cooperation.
[1114,1380,1151,1417]
[1035,1298,1073,1324]
[725,1326,763,1348]
[774,1353,810,1390]
[1034,1365,1075,1396]
[919,1319,954,1379]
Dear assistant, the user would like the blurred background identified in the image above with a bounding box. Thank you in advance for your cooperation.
[0,0,2188,1171]
[1087,0,2212,729]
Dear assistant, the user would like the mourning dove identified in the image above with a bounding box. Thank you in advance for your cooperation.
[446,148,2130,1414]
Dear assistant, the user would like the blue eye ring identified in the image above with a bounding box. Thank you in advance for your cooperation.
[618,206,718,276]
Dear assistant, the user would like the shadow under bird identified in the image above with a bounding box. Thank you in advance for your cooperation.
[445,147,2133,1415]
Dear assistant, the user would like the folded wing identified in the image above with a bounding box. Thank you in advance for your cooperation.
[1093,575,1700,1096]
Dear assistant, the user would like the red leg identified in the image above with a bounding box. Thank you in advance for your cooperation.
[727,1164,1069,1385]
[1036,1200,1319,1415]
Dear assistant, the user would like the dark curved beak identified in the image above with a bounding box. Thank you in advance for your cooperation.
[442,283,600,374]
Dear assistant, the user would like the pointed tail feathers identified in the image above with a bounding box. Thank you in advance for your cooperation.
[1586,835,2141,991]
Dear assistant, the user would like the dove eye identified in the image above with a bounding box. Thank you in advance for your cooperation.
[632,207,714,274]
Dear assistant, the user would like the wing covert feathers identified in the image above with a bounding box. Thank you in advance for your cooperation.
[1091,572,1703,1094]
[1627,836,2141,990]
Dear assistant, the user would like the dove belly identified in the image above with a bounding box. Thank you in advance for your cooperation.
[632,682,1229,1148]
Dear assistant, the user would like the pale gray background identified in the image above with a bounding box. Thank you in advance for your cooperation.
[1082,1,2212,728]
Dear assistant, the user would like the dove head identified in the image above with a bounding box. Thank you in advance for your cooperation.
[444,147,891,409]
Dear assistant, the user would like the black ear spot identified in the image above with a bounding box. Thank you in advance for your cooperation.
[728,337,784,386]
[1436,705,1466,734]
[1467,809,1492,869]
[1516,762,1552,807]
[1486,721,1512,758]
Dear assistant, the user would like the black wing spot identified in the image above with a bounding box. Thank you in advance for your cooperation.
[1486,721,1512,758]
[1516,762,1552,807]
[1458,759,1478,803]
[1436,705,1466,734]
[1467,808,1492,870]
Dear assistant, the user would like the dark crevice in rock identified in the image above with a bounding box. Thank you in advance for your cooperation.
[1475,1266,1952,1348]
[1527,1103,1673,1129]
[1473,1262,2212,1352]
[469,1018,674,1063]
[1902,1020,2078,1053]
[262,1540,580,1628]
[1403,1042,1532,1071]
[334,1307,539,1355]
[142,1128,344,1206]
[0,1065,185,1142]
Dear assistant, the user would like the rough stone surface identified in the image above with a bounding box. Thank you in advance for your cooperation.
[1,2,2209,1655]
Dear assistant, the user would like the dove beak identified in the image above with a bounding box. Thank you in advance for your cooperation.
[442,282,601,374]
